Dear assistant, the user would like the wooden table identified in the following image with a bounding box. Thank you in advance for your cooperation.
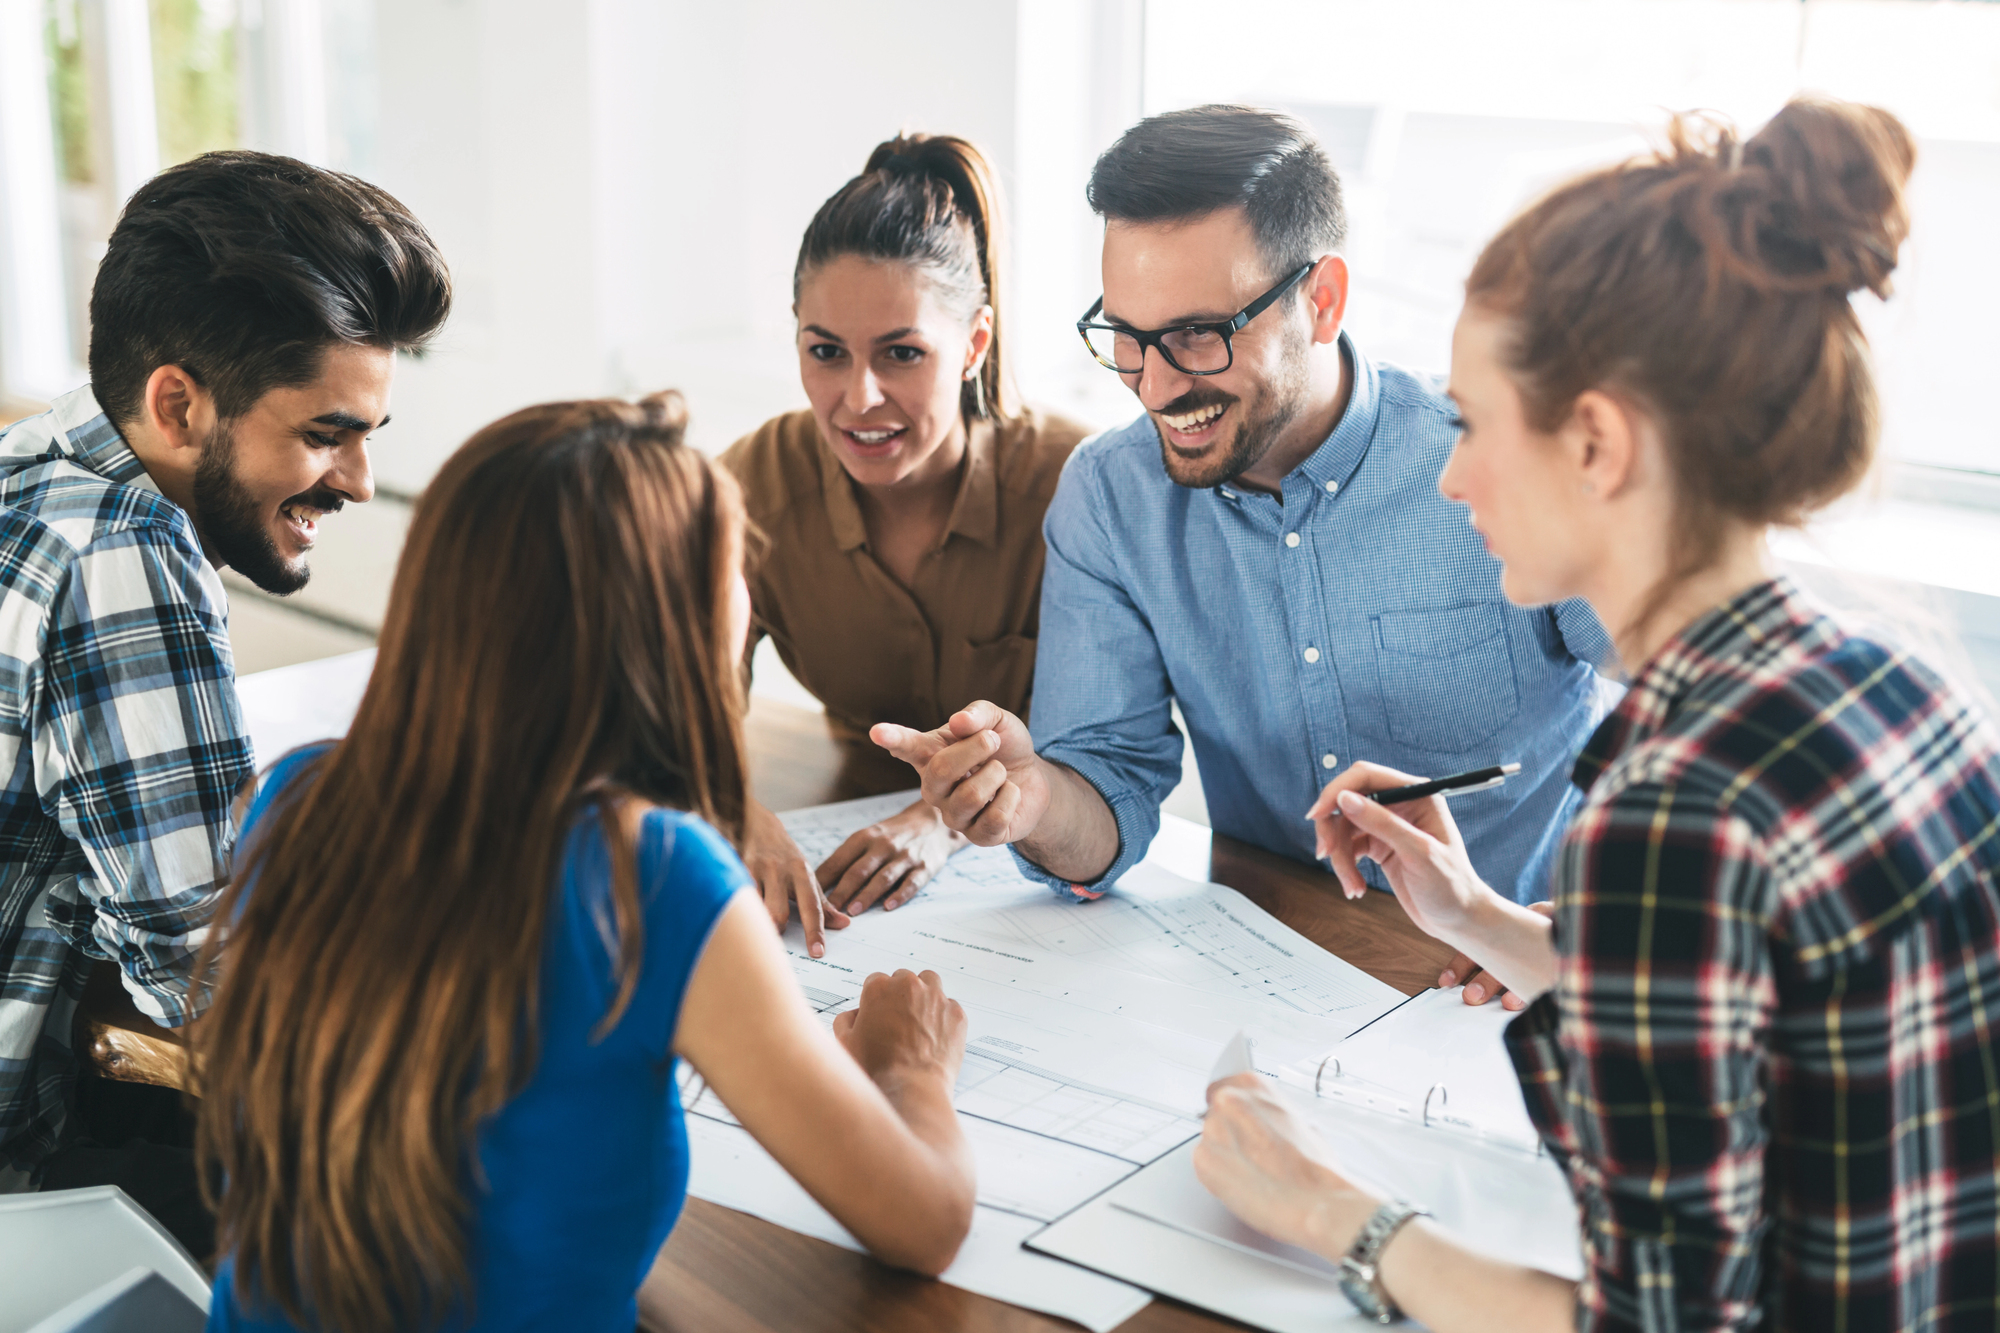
[78,693,1453,1332]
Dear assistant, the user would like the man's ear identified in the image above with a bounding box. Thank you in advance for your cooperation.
[1305,254,1349,346]
[1568,389,1642,501]
[140,365,216,454]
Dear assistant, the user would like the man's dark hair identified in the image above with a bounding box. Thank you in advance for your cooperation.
[1086,105,1346,274]
[89,151,451,429]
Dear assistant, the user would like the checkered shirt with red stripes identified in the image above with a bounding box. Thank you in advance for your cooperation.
[1506,577,2000,1332]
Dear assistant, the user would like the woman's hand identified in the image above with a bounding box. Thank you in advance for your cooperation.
[832,968,969,1091]
[1441,901,1556,1009]
[1307,761,1495,950]
[1193,1073,1380,1258]
[742,798,849,958]
[1307,762,1558,1002]
[816,799,969,915]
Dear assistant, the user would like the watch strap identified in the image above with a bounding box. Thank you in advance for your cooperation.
[1337,1199,1428,1323]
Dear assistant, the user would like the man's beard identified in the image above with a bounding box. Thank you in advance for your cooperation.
[191,422,342,595]
[1154,325,1312,490]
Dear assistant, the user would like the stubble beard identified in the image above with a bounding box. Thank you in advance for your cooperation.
[1155,324,1313,491]
[191,421,314,595]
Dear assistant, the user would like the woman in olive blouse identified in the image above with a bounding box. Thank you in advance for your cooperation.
[721,133,1089,954]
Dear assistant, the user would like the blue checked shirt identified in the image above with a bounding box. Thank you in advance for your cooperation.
[1017,333,1621,902]
[0,386,253,1174]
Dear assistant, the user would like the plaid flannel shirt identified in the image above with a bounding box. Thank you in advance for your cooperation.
[0,386,253,1175]
[1507,577,2000,1332]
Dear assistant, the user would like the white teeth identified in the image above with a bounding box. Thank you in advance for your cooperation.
[1161,403,1226,432]
[850,428,901,444]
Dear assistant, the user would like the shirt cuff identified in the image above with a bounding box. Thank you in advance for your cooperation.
[1008,748,1165,901]
[1503,994,1570,1155]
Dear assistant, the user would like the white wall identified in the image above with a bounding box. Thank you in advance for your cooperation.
[360,0,1140,494]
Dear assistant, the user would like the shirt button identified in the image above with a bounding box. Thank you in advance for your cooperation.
[1284,532,1300,548]
[1303,646,1320,664]
[1321,753,1339,769]
[1325,480,1339,494]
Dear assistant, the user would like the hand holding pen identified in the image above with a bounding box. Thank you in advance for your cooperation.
[1306,759,1559,1007]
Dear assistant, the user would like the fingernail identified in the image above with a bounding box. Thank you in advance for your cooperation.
[810,942,824,958]
[1439,969,1457,986]
[1337,791,1361,812]
[1465,984,1485,1002]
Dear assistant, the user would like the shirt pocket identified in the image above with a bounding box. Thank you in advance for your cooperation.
[1368,604,1521,754]
[950,632,1039,723]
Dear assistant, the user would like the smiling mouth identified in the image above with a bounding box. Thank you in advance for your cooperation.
[278,498,340,547]
[1156,400,1229,447]
[842,424,908,454]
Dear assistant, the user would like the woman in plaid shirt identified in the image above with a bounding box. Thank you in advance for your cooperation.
[1194,98,2000,1331]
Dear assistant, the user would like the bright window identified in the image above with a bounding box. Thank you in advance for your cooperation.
[1143,0,2000,476]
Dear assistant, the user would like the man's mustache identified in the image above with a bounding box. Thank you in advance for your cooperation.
[281,487,346,515]
[1152,388,1236,418]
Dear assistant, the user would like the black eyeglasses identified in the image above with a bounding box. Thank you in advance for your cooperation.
[1076,260,1317,376]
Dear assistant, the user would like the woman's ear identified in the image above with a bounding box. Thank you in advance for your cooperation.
[1567,389,1643,501]
[963,305,994,379]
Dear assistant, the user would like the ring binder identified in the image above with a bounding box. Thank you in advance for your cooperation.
[1314,1055,1341,1095]
[1422,1083,1448,1127]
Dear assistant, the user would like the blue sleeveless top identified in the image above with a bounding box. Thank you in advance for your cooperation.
[208,745,747,1331]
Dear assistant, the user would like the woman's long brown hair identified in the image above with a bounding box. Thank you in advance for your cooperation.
[192,393,749,1332]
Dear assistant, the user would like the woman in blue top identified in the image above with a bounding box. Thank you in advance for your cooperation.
[192,392,976,1332]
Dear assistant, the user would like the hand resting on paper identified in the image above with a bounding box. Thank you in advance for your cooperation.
[1305,761,1558,1007]
[1439,901,1555,1010]
[1195,1072,1577,1330]
[1194,1072,1384,1257]
[741,797,849,958]
[816,799,969,915]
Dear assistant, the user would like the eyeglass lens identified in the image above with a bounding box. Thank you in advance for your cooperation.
[1083,325,1231,374]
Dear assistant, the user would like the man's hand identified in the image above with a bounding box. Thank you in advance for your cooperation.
[871,701,1050,846]
[741,798,848,957]
[817,800,969,915]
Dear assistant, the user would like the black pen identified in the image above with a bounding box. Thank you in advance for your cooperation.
[1314,763,1521,825]
[1368,763,1520,806]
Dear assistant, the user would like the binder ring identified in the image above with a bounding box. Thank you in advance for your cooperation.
[1315,1056,1342,1095]
[1422,1083,1448,1126]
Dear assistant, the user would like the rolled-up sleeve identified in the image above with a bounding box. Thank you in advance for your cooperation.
[1508,785,1776,1332]
[35,524,254,1026]
[1011,453,1183,898]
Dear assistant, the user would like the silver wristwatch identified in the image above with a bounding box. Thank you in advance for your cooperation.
[1337,1199,1428,1324]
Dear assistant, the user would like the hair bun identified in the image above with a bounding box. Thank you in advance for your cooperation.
[636,388,689,441]
[1735,97,1916,299]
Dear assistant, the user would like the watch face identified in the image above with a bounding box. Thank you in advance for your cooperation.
[1339,1261,1391,1320]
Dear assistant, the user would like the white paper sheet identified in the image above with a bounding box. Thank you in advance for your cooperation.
[1030,1085,1584,1333]
[1285,986,1542,1151]
[684,1114,1152,1333]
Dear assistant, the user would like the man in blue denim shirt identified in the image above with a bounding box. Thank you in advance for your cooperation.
[875,106,1619,906]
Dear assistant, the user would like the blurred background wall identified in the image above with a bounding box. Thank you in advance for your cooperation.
[1,0,1996,722]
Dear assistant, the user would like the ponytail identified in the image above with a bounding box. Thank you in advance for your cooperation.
[795,133,1013,420]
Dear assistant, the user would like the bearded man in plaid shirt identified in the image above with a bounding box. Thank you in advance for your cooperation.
[0,152,449,1254]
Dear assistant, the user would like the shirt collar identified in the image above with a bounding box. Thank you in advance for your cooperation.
[1213,331,1378,503]
[1294,331,1379,495]
[1571,576,1810,792]
[819,416,998,553]
[35,384,156,493]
